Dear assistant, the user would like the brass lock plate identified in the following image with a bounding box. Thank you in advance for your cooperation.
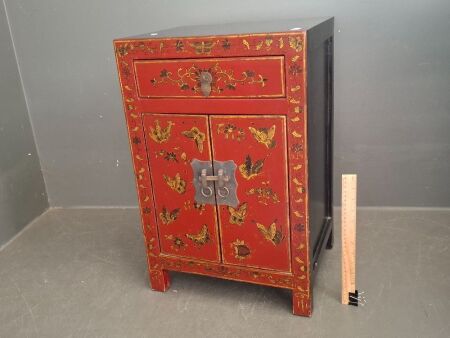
[191,159,215,206]
[213,160,238,207]
[191,159,239,207]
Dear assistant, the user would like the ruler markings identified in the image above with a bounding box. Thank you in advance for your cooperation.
[341,174,357,304]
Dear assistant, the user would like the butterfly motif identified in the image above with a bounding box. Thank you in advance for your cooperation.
[239,155,265,180]
[248,125,276,148]
[159,207,180,225]
[227,202,248,225]
[189,41,216,54]
[163,173,186,194]
[186,224,210,245]
[149,120,174,143]
[256,221,283,245]
[182,127,206,153]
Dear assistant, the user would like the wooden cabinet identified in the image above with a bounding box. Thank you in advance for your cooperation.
[114,18,334,317]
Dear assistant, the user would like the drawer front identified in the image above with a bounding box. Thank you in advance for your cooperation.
[210,115,291,272]
[134,56,285,99]
[143,114,221,262]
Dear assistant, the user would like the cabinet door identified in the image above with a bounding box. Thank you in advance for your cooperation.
[143,114,220,262]
[210,115,291,272]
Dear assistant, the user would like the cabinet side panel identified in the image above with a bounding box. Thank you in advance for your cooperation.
[285,33,312,316]
[114,40,167,290]
[307,36,333,261]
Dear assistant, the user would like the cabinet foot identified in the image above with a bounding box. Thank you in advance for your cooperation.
[292,291,312,317]
[326,226,334,249]
[149,269,171,292]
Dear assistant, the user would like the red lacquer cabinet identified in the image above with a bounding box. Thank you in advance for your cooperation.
[114,18,334,317]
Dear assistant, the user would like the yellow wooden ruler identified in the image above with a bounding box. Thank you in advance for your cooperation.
[341,174,359,305]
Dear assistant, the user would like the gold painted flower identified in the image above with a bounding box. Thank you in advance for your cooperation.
[166,235,186,250]
[289,64,302,76]
[193,202,206,215]
[291,143,303,153]
[163,151,178,162]
[246,187,280,205]
[175,40,184,51]
[116,44,131,57]
[289,36,303,52]
[232,240,251,259]
[222,39,231,50]
[217,123,245,141]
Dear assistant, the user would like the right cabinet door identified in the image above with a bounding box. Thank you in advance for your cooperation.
[210,115,291,272]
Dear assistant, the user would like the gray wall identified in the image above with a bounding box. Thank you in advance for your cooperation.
[0,1,48,247]
[4,0,450,207]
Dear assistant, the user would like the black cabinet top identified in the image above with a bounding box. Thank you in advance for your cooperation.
[124,17,333,39]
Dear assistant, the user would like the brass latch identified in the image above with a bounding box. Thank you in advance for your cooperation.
[191,159,239,207]
[199,168,230,198]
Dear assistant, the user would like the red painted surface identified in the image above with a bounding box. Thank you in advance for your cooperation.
[159,255,293,289]
[134,56,285,98]
[210,115,290,271]
[142,114,220,262]
[114,32,311,316]
[139,98,289,115]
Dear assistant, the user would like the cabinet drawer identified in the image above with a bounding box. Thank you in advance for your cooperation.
[134,56,285,99]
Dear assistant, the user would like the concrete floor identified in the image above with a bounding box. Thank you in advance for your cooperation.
[0,208,449,338]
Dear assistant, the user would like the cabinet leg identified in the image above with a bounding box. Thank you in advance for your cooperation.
[292,291,312,317]
[149,269,171,292]
[326,225,334,249]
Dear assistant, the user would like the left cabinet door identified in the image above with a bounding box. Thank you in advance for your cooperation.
[143,114,221,262]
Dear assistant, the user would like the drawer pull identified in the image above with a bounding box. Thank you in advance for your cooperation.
[199,71,213,97]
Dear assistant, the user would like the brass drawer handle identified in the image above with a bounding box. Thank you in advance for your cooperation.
[200,71,213,97]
